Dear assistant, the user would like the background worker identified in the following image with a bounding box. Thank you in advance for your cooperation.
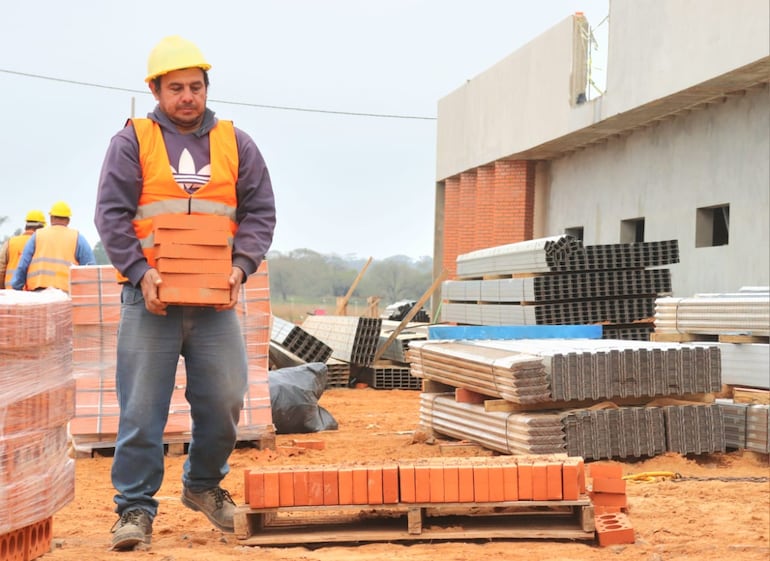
[11,201,96,292]
[94,35,276,551]
[0,209,46,288]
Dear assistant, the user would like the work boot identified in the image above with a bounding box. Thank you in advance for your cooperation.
[110,508,152,550]
[181,486,236,532]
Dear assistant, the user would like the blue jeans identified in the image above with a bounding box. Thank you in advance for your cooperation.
[111,285,248,517]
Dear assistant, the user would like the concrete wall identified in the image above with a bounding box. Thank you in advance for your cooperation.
[545,86,770,296]
[436,16,579,180]
[604,0,770,116]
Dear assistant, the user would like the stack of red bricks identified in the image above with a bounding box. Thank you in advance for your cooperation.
[0,290,77,560]
[245,455,585,508]
[153,213,234,306]
[588,463,635,546]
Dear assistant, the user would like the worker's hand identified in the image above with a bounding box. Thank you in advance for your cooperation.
[140,268,167,316]
[214,266,245,311]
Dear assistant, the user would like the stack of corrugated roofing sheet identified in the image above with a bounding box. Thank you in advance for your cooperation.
[746,404,770,453]
[408,338,721,404]
[716,343,770,389]
[654,292,770,336]
[663,404,726,455]
[716,399,747,449]
[419,393,564,455]
[561,407,666,460]
[301,315,382,366]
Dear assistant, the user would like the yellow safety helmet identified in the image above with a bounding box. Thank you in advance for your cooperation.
[25,209,46,225]
[145,35,211,83]
[50,201,72,218]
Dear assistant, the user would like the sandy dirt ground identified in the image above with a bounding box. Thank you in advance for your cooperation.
[46,388,770,561]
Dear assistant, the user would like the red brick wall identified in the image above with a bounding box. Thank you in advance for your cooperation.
[441,160,536,279]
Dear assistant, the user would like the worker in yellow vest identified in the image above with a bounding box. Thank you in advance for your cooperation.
[11,201,96,292]
[0,210,47,288]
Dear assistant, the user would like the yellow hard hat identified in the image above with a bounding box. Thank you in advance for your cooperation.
[50,201,72,218]
[25,209,46,225]
[145,35,211,83]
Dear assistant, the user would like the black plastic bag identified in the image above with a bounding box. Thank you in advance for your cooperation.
[268,362,338,434]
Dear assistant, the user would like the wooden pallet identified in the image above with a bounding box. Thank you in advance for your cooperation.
[71,426,276,458]
[234,499,595,545]
[651,332,769,344]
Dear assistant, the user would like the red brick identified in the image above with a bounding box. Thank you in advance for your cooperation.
[338,467,354,505]
[487,465,505,502]
[306,469,324,506]
[382,464,399,504]
[367,467,384,505]
[502,463,519,501]
[546,462,563,500]
[323,469,339,505]
[473,465,490,502]
[293,469,309,506]
[562,457,582,500]
[399,464,416,503]
[517,460,533,500]
[278,470,295,507]
[263,470,280,508]
[443,464,460,503]
[352,467,369,505]
[414,465,431,503]
[589,463,624,480]
[247,470,264,508]
[595,512,635,546]
[429,464,445,503]
[589,491,628,509]
[454,387,487,404]
[592,477,627,494]
[457,464,475,502]
[532,462,548,500]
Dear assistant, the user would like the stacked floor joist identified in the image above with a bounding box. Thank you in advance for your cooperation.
[653,287,770,452]
[69,263,274,454]
[443,235,678,340]
[0,289,76,560]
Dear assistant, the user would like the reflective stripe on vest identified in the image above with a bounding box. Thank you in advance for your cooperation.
[26,226,79,292]
[128,118,238,267]
[4,232,32,286]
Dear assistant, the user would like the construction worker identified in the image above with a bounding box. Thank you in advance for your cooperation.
[0,210,46,289]
[10,201,96,292]
[94,35,276,550]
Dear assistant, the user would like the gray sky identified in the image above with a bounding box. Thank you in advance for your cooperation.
[1,0,608,260]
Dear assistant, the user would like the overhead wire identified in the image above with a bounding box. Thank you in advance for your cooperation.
[0,67,436,121]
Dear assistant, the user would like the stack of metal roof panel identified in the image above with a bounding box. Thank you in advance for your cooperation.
[419,393,565,455]
[746,404,770,453]
[561,407,666,460]
[270,315,333,363]
[716,399,748,449]
[455,236,678,278]
[408,339,721,404]
[663,404,726,455]
[716,342,770,389]
[301,315,382,366]
[654,292,770,336]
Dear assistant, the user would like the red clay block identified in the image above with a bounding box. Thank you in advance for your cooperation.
[594,505,623,515]
[443,465,460,503]
[278,470,295,507]
[26,517,52,561]
[502,463,519,501]
[158,272,231,288]
[532,462,549,500]
[367,468,384,505]
[414,465,431,503]
[595,512,635,546]
[323,469,339,505]
[589,462,624,480]
[352,467,369,505]
[0,527,26,561]
[454,387,487,404]
[592,477,627,495]
[293,469,309,506]
[306,469,325,506]
[546,462,563,500]
[382,464,399,504]
[247,470,264,508]
[292,439,326,450]
[473,465,490,502]
[154,227,230,246]
[487,465,505,502]
[457,464,475,502]
[399,464,416,503]
[157,285,231,306]
[155,243,231,260]
[561,457,581,500]
[157,257,232,274]
[152,213,232,231]
[263,470,280,508]
[589,491,628,508]
[429,465,445,503]
[338,467,354,505]
[517,461,533,500]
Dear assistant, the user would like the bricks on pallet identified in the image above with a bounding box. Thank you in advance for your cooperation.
[595,512,635,546]
[0,526,26,561]
[26,517,53,560]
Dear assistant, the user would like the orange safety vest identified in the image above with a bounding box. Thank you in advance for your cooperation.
[120,118,239,282]
[4,232,32,287]
[26,226,79,292]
